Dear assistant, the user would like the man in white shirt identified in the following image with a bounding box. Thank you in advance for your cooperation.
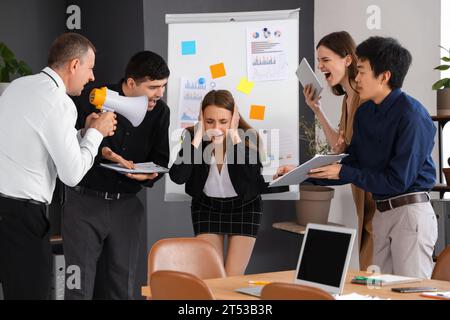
[0,33,116,300]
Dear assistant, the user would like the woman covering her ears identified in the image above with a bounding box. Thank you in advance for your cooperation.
[169,89,288,276]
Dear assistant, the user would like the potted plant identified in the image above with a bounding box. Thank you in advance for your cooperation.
[433,45,450,115]
[295,117,335,226]
[0,42,32,95]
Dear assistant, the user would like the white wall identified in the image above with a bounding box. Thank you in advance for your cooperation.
[442,0,450,81]
[441,0,450,189]
[314,0,441,232]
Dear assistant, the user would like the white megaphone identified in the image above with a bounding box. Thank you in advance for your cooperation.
[89,87,148,127]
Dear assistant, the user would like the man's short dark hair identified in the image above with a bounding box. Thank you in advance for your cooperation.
[356,36,412,90]
[125,51,170,83]
[48,32,96,69]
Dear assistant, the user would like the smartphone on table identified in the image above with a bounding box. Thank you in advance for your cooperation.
[391,287,437,293]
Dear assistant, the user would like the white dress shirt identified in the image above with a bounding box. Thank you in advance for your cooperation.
[0,67,103,203]
[203,154,238,198]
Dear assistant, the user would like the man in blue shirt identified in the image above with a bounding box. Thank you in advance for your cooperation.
[308,37,438,278]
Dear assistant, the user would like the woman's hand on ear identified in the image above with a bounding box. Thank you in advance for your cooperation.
[192,108,205,148]
[230,105,242,145]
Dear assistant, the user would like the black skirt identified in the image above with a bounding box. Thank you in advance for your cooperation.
[191,194,263,238]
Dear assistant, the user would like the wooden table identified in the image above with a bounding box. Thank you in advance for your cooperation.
[272,221,343,234]
[204,270,450,300]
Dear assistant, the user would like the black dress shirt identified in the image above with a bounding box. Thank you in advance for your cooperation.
[72,81,170,194]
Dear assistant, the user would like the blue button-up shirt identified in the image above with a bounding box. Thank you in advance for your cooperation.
[327,89,436,200]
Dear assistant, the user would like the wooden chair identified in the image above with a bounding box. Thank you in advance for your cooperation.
[260,282,335,300]
[150,270,214,300]
[432,245,450,281]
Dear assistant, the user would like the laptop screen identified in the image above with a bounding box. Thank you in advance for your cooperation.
[296,228,352,288]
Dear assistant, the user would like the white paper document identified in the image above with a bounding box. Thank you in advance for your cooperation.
[335,293,385,300]
[269,154,348,187]
[366,274,422,286]
[177,77,212,128]
[100,162,169,174]
[246,26,289,81]
[259,128,299,169]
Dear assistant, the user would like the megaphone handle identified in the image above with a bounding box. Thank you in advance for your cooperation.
[102,106,114,113]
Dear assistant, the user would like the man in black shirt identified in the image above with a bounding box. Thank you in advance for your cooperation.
[62,51,170,299]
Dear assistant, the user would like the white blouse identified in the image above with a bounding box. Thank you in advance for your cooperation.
[203,154,238,198]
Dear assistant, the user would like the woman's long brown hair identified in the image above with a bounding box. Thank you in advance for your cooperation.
[186,89,261,151]
[317,31,358,96]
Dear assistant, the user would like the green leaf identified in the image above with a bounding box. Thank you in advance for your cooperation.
[0,68,10,82]
[10,59,19,69]
[434,65,450,71]
[1,46,14,62]
[0,42,32,81]
[433,78,450,90]
[17,61,32,76]
[440,45,450,54]
[442,57,450,63]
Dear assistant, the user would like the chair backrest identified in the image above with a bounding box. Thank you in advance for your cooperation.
[150,270,214,300]
[148,237,226,282]
[260,282,335,300]
[432,245,450,281]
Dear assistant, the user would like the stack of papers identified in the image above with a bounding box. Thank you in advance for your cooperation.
[335,293,385,300]
[100,162,169,174]
[352,274,422,286]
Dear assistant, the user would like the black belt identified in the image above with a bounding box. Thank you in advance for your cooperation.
[375,193,430,212]
[72,186,135,201]
[0,192,47,207]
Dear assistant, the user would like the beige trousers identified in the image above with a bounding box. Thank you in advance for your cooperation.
[372,200,438,278]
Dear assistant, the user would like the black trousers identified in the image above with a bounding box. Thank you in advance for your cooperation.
[0,196,51,300]
[62,187,145,300]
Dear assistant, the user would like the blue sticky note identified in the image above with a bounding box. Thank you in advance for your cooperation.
[181,41,196,55]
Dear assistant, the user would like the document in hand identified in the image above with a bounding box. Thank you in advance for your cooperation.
[269,154,348,188]
[100,162,169,174]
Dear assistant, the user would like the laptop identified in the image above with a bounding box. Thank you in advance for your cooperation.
[236,223,356,297]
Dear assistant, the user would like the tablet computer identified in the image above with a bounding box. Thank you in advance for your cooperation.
[296,58,323,100]
[269,154,348,188]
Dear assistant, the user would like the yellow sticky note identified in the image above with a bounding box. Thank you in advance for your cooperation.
[210,63,226,79]
[249,105,266,120]
[237,77,254,95]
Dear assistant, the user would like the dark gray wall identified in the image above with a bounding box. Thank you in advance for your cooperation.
[0,1,67,235]
[143,0,315,274]
[70,0,146,84]
[0,0,66,73]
